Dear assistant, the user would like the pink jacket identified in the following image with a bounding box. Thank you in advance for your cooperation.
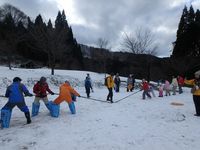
[164,80,170,90]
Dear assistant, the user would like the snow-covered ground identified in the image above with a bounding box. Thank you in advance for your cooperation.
[0,66,200,150]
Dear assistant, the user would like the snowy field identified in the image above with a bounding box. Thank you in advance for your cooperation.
[0,66,200,150]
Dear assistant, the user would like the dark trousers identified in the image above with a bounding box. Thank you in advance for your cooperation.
[115,84,120,92]
[142,90,151,99]
[85,87,90,98]
[2,101,29,113]
[107,88,113,101]
[2,101,31,124]
[193,95,200,115]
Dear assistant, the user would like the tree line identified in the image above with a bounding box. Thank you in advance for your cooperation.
[0,4,83,74]
[172,5,200,57]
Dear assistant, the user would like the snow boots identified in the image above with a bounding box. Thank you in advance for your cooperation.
[24,112,31,124]
[68,102,76,114]
[45,101,52,111]
[1,109,12,128]
[49,101,60,118]
[31,103,40,117]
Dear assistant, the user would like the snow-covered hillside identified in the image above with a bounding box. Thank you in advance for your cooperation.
[0,66,200,150]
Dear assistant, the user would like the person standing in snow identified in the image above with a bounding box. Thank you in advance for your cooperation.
[85,76,93,98]
[141,79,151,100]
[32,77,54,116]
[127,74,133,92]
[106,73,115,103]
[114,73,121,92]
[171,76,178,95]
[164,80,171,96]
[177,75,184,94]
[1,77,33,128]
[158,83,164,97]
[185,71,200,116]
[53,80,80,114]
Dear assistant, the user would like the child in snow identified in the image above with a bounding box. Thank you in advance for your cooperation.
[53,80,80,114]
[171,76,178,95]
[127,74,134,92]
[32,77,55,116]
[114,73,121,92]
[158,84,164,97]
[149,84,156,97]
[164,80,171,96]
[85,76,93,98]
[1,77,33,128]
[141,79,151,100]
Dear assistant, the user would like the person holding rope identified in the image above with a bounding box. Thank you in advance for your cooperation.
[32,76,55,116]
[105,73,115,103]
[1,77,33,128]
[53,80,80,114]
[141,79,151,100]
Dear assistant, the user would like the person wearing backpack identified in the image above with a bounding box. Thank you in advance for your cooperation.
[0,77,33,128]
[53,80,80,114]
[106,73,115,103]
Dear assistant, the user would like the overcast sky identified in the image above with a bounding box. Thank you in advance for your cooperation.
[0,0,200,57]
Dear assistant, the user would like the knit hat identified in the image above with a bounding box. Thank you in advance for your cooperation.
[13,77,22,82]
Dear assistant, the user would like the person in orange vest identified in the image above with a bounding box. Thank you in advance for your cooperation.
[185,71,200,116]
[53,80,80,114]
[106,73,114,103]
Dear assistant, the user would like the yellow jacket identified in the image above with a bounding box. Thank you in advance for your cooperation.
[107,76,114,88]
[184,79,200,96]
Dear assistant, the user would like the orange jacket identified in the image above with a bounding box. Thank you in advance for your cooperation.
[54,83,80,104]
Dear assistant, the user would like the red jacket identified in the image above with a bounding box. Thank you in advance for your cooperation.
[142,82,149,91]
[33,81,53,97]
[177,76,184,85]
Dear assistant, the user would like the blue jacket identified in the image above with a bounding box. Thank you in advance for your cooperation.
[5,82,31,103]
[85,78,92,89]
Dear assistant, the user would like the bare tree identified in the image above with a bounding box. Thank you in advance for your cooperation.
[0,4,28,25]
[96,38,111,76]
[0,4,28,69]
[97,38,109,49]
[120,27,158,56]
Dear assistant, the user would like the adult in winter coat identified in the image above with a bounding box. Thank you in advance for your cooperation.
[85,76,93,98]
[185,71,200,116]
[177,75,184,94]
[171,76,178,95]
[32,77,54,116]
[141,79,151,100]
[1,77,33,128]
[106,73,115,103]
[114,73,121,92]
[54,80,80,114]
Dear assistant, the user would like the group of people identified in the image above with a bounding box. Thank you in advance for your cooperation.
[1,71,200,128]
[103,72,200,118]
[157,75,185,97]
[1,76,80,128]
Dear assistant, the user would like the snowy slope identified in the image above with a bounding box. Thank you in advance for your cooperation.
[0,66,200,150]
